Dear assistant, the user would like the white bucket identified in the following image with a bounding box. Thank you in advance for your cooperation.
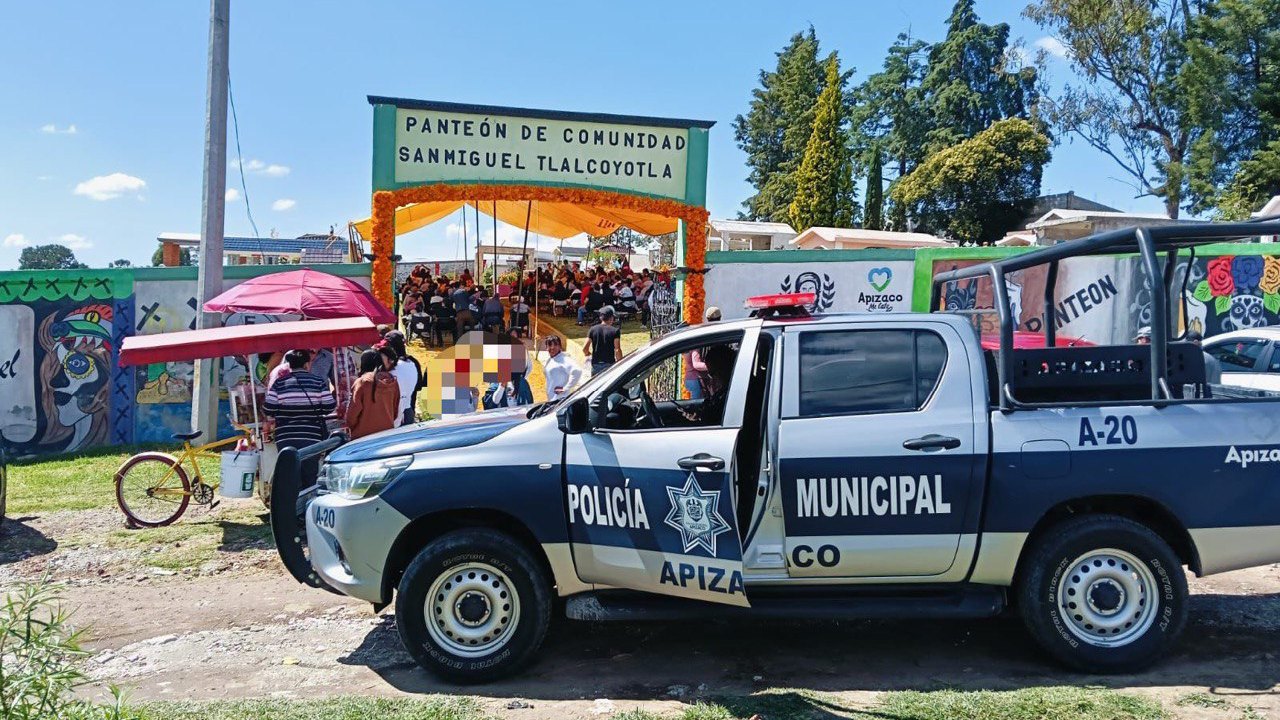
[220,450,259,499]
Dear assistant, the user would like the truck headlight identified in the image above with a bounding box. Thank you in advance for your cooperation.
[318,456,412,499]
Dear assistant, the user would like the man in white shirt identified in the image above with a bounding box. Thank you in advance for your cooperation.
[541,335,584,401]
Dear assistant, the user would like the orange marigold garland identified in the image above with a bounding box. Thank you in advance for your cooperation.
[369,191,399,310]
[367,184,710,323]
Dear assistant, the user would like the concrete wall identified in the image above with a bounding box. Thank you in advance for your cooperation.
[0,264,371,456]
[707,244,1280,345]
[704,249,916,321]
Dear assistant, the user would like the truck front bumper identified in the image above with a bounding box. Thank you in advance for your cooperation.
[305,492,410,604]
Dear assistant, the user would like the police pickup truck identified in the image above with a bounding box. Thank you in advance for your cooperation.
[270,220,1280,682]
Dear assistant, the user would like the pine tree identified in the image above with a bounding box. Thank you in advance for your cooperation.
[864,146,884,230]
[922,0,1039,155]
[734,28,824,222]
[852,34,931,183]
[789,54,858,231]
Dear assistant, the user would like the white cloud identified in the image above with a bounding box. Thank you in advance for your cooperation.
[40,123,77,135]
[444,222,463,239]
[232,157,290,177]
[271,198,296,211]
[1035,36,1069,60]
[225,188,241,202]
[58,233,91,250]
[74,172,146,201]
[3,233,29,248]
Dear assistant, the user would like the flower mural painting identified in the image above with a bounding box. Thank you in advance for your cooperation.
[38,304,113,452]
[1195,256,1280,333]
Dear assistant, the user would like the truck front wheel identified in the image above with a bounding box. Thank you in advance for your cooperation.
[1017,514,1188,673]
[395,528,551,683]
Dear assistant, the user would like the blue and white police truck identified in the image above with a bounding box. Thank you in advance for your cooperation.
[270,220,1280,682]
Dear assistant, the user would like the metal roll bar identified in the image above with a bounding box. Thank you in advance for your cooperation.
[931,220,1280,411]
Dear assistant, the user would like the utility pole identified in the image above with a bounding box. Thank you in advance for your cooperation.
[191,0,230,437]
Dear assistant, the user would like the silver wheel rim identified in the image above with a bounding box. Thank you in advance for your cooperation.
[425,562,520,658]
[1056,548,1158,647]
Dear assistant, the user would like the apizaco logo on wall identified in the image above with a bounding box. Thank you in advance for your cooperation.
[706,260,915,319]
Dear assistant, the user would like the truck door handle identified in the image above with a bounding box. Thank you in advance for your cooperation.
[677,453,725,472]
[902,434,961,451]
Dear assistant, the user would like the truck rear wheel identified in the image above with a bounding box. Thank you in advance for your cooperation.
[1018,514,1188,673]
[395,528,551,683]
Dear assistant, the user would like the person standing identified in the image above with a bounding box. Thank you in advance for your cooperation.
[263,350,336,487]
[345,349,400,438]
[541,335,583,401]
[451,281,474,336]
[583,306,622,376]
[381,331,421,426]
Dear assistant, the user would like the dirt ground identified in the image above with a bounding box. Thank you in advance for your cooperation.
[2,501,1278,719]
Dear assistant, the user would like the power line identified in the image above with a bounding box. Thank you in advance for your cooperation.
[227,73,264,263]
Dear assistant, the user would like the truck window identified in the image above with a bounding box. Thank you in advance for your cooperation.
[798,330,946,417]
[1206,339,1267,372]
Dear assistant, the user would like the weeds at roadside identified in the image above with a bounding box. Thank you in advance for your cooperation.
[0,579,136,720]
[1177,692,1232,709]
[609,686,1167,720]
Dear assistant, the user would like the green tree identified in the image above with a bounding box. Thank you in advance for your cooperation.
[734,28,825,222]
[1026,0,1201,219]
[151,246,192,267]
[923,0,1040,154]
[18,244,87,270]
[107,259,131,268]
[790,54,858,230]
[890,118,1051,243]
[1182,0,1280,213]
[851,33,931,230]
[864,145,885,230]
[1214,139,1280,219]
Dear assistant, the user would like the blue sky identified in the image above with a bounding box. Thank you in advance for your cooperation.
[0,0,1165,268]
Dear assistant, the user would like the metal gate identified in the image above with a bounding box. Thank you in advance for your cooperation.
[646,282,682,401]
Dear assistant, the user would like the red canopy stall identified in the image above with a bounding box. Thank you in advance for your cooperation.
[120,317,380,505]
[202,269,395,325]
[119,317,381,367]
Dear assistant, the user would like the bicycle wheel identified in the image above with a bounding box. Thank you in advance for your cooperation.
[115,452,191,528]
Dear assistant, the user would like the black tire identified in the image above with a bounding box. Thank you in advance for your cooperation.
[1018,514,1188,673]
[115,453,191,528]
[395,529,551,683]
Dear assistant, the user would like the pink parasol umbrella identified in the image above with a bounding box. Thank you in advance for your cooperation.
[203,269,395,325]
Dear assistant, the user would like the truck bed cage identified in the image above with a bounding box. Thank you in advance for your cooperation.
[930,218,1280,411]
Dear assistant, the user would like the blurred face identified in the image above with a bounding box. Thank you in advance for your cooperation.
[546,339,561,358]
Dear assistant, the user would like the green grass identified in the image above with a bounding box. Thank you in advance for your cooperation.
[609,687,1166,720]
[872,687,1166,720]
[101,503,271,571]
[538,311,651,356]
[8,445,220,515]
[132,696,488,720]
[1176,692,1231,709]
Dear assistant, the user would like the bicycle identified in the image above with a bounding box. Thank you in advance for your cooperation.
[114,426,256,528]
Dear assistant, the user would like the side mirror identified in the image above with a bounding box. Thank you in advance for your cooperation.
[557,397,591,435]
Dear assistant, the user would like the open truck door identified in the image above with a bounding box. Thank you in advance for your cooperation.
[559,326,760,606]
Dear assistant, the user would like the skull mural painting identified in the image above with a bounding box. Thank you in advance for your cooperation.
[1195,255,1280,333]
[38,303,113,452]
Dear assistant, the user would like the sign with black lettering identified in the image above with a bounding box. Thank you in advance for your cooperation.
[393,108,690,200]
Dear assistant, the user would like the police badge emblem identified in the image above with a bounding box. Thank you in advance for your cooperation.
[664,475,731,556]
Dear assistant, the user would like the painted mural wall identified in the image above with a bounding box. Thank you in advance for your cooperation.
[704,249,916,320]
[912,244,1280,344]
[0,264,372,456]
